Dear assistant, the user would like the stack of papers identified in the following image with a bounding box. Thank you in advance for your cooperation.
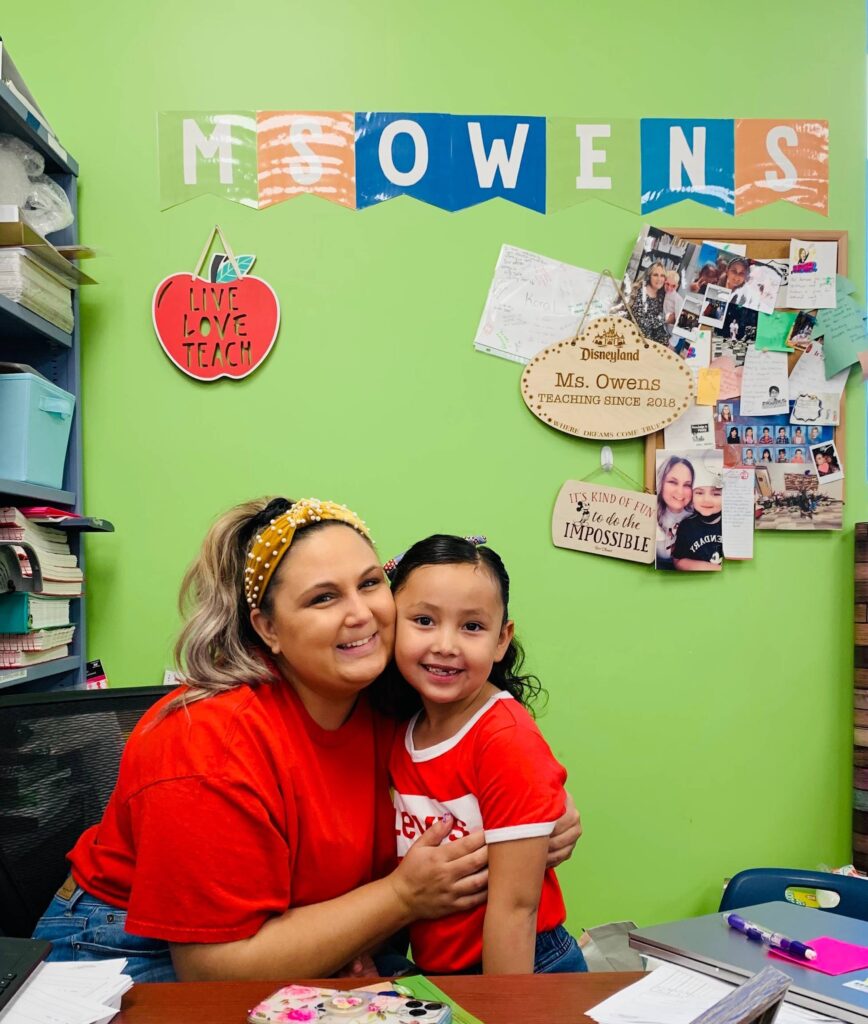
[0,249,73,331]
[1,958,132,1024]
[587,962,838,1024]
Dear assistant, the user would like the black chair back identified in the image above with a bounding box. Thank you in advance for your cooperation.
[0,687,166,937]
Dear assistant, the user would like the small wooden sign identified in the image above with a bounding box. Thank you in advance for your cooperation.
[521,316,694,440]
[552,480,655,564]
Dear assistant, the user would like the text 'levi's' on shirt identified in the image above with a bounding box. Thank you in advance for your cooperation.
[389,691,567,972]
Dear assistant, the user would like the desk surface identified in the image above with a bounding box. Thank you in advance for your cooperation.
[116,973,643,1024]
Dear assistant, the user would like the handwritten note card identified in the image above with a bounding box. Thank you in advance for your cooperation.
[787,238,838,309]
[474,245,617,364]
[722,467,755,560]
[755,311,796,353]
[710,355,743,400]
[813,276,868,378]
[739,348,789,417]
[788,340,847,425]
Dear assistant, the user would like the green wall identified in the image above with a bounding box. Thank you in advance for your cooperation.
[4,0,865,930]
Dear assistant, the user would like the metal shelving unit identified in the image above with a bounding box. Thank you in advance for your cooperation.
[0,78,107,691]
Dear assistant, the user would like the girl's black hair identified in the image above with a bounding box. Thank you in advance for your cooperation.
[370,534,545,719]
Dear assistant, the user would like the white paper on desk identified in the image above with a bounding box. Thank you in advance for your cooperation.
[0,962,130,1024]
[664,405,716,450]
[788,239,837,309]
[473,245,617,364]
[723,467,755,560]
[740,348,789,416]
[787,341,847,426]
[587,962,837,1024]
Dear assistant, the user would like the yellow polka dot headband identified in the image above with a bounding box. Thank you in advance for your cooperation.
[244,498,371,609]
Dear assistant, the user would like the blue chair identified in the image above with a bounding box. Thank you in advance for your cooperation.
[720,868,868,921]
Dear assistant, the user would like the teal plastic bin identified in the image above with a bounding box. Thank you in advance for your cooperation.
[0,373,75,488]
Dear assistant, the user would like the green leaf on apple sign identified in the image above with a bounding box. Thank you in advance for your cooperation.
[215,254,256,283]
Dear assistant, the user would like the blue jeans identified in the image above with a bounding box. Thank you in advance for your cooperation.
[32,883,177,982]
[533,924,587,973]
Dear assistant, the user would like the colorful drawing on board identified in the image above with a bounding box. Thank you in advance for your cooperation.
[151,227,280,383]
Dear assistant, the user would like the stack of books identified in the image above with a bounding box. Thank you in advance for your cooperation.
[0,247,73,332]
[0,507,80,668]
[0,593,74,668]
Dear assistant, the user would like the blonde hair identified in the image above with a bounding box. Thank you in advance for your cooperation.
[165,497,286,715]
[664,270,679,285]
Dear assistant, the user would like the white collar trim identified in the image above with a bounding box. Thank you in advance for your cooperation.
[404,691,513,762]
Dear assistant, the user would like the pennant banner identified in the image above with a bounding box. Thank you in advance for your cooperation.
[546,118,640,214]
[257,111,356,210]
[734,119,829,215]
[159,111,258,210]
[157,112,829,216]
[640,119,735,215]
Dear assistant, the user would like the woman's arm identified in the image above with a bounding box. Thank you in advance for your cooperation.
[481,836,549,974]
[170,818,487,980]
[672,557,721,572]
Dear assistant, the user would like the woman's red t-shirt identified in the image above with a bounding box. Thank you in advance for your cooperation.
[68,683,397,943]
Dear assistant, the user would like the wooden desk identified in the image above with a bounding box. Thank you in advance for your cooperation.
[116,973,644,1024]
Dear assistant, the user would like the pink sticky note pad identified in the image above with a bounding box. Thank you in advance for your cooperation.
[770,936,868,975]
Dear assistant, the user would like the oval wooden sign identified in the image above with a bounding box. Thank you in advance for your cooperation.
[520,316,694,440]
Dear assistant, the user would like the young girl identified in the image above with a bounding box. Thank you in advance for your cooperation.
[381,535,584,976]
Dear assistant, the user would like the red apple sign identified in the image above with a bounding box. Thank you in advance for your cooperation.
[152,266,280,382]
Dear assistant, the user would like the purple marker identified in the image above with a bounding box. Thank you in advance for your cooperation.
[723,912,817,961]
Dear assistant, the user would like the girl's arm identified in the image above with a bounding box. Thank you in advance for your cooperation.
[170,818,487,980]
[481,835,549,975]
[672,557,721,572]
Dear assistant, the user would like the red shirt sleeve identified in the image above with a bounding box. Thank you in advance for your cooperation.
[474,709,566,844]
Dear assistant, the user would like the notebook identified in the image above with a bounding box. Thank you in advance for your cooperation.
[0,937,51,1016]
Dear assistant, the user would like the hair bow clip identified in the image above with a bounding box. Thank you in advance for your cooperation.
[382,535,488,581]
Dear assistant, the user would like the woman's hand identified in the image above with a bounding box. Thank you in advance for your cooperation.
[547,792,582,868]
[389,814,488,920]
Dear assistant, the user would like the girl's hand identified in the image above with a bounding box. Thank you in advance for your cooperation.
[546,792,582,868]
[389,815,488,920]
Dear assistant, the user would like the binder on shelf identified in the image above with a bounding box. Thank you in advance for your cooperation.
[0,593,72,633]
[0,625,74,651]
[0,644,69,669]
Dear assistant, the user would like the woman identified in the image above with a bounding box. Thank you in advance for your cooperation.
[655,456,693,570]
[629,262,668,344]
[33,497,579,982]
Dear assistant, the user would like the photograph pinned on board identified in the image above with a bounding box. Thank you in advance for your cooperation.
[712,306,758,366]
[790,310,818,350]
[699,284,732,329]
[612,226,697,346]
[686,243,783,314]
[655,449,724,573]
[810,441,844,484]
[754,463,843,531]
[673,293,703,342]
[711,398,834,470]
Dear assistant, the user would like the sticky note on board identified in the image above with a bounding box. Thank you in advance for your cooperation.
[710,356,742,400]
[697,367,722,405]
[756,311,797,352]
